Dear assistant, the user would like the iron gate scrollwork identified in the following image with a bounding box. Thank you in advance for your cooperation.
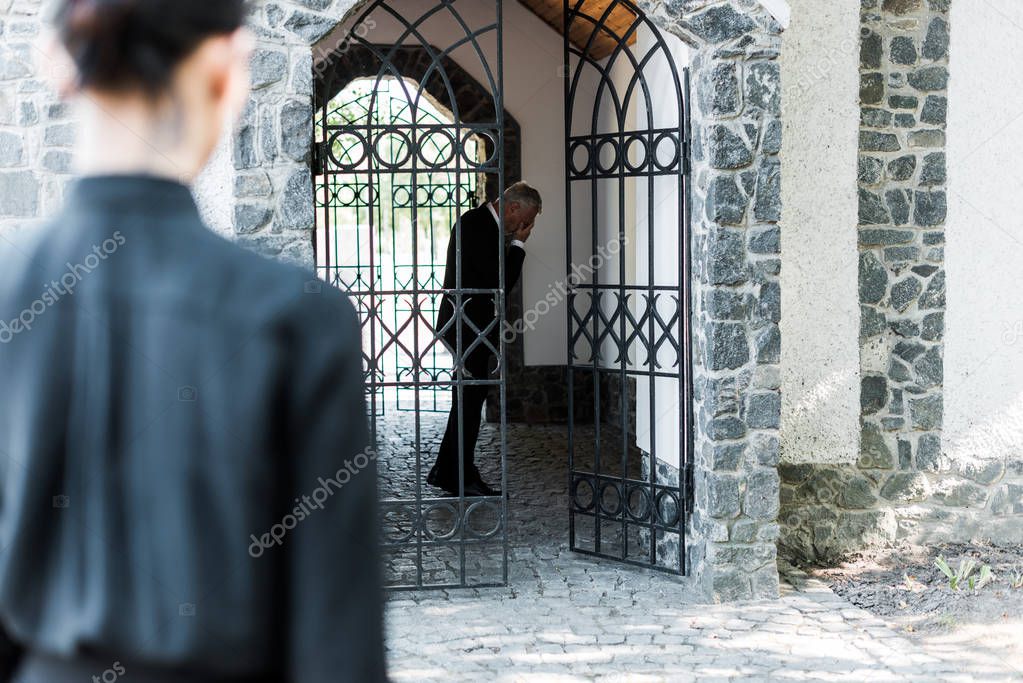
[313,0,508,589]
[563,0,694,574]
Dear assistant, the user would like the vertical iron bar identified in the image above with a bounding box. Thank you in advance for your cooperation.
[496,0,508,588]
[563,0,576,556]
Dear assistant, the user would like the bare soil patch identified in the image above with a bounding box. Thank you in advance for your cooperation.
[812,542,1023,677]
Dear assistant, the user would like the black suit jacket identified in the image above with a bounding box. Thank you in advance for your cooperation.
[435,203,525,366]
[0,176,385,682]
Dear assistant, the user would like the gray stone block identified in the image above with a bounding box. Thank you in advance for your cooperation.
[860,422,895,469]
[755,324,780,364]
[284,10,335,43]
[858,156,883,184]
[914,190,947,226]
[890,36,917,65]
[276,169,315,231]
[921,312,943,341]
[908,66,949,91]
[861,375,888,414]
[861,108,894,128]
[859,188,890,225]
[250,49,289,90]
[0,130,23,167]
[698,62,740,116]
[707,322,749,371]
[920,152,946,185]
[885,189,910,225]
[880,472,930,502]
[234,203,272,235]
[745,469,780,520]
[0,170,38,217]
[922,17,949,60]
[860,72,884,105]
[280,99,312,162]
[709,125,753,169]
[747,393,780,429]
[933,480,988,508]
[918,269,945,308]
[754,156,781,222]
[840,476,878,509]
[889,276,921,312]
[883,0,922,15]
[746,62,781,114]
[920,95,947,124]
[40,150,71,174]
[706,175,747,226]
[682,4,757,44]
[705,473,742,518]
[860,131,900,152]
[707,227,747,284]
[861,30,883,69]
[909,394,942,430]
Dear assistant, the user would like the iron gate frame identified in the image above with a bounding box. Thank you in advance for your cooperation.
[313,0,509,590]
[563,0,695,575]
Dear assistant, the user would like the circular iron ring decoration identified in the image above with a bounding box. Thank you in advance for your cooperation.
[373,127,413,169]
[463,499,502,540]
[625,485,652,522]
[653,131,681,172]
[327,130,368,170]
[623,134,649,174]
[598,481,623,517]
[571,476,596,512]
[460,129,496,167]
[381,505,416,545]
[416,128,456,167]
[595,137,620,176]
[421,501,460,541]
[655,489,681,527]
[569,140,591,177]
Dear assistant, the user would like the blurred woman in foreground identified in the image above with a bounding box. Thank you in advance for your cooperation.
[0,1,386,681]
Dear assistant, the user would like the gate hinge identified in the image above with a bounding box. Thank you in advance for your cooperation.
[311,140,327,172]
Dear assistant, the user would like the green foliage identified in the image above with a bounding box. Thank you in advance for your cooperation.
[934,556,995,591]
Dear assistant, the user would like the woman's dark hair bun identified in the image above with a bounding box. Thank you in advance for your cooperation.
[56,0,247,94]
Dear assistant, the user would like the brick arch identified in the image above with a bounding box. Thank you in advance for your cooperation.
[314,43,522,201]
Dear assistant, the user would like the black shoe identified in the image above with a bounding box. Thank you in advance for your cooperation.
[467,476,501,497]
[426,465,501,497]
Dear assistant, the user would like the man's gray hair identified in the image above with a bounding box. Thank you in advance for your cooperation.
[503,181,542,213]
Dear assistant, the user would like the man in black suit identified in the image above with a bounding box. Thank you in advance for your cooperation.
[427,182,542,497]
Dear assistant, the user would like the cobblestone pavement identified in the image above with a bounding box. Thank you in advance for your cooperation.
[378,414,1019,681]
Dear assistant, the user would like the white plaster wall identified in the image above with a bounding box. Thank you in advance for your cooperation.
[634,26,690,470]
[945,0,1023,463]
[320,0,574,366]
[778,0,861,464]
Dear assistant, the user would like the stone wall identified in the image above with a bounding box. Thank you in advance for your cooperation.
[780,0,1022,564]
[0,0,73,238]
[644,0,785,600]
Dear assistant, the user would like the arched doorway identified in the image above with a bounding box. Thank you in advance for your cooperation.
[313,0,695,590]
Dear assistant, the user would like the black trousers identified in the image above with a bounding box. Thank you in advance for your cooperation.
[433,347,494,482]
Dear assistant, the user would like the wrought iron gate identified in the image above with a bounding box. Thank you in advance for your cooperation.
[563,0,693,574]
[314,0,508,589]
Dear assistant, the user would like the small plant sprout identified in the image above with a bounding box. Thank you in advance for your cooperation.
[934,557,995,591]
[970,564,994,591]
[1010,567,1023,590]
